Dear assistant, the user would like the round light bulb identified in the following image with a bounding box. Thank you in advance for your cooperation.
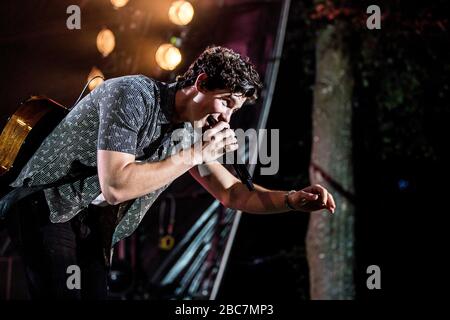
[110,0,130,9]
[96,28,115,57]
[168,1,194,26]
[87,67,104,91]
[155,44,182,71]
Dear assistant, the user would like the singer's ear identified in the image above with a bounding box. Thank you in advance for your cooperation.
[195,73,208,93]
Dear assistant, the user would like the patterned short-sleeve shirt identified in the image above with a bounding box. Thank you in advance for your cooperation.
[11,75,195,246]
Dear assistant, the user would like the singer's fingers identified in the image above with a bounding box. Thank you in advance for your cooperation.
[204,122,230,141]
[310,184,328,206]
[203,130,215,142]
[224,143,239,153]
[300,191,319,201]
[216,136,238,150]
[220,128,236,141]
[225,135,238,146]
[209,128,235,143]
[222,136,237,147]
[327,193,336,213]
[212,121,230,134]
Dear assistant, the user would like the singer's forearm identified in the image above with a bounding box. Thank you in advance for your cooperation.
[228,182,291,214]
[190,162,293,214]
[98,148,195,205]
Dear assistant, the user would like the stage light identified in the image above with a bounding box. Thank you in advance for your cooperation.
[168,0,194,26]
[96,28,116,57]
[110,0,130,9]
[87,67,104,91]
[155,44,182,71]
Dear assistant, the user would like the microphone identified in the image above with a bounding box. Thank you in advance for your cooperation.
[206,116,255,191]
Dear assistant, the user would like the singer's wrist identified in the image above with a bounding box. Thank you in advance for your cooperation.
[174,146,200,167]
[186,144,202,166]
[285,190,297,211]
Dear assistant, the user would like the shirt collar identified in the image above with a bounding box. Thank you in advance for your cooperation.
[158,81,179,126]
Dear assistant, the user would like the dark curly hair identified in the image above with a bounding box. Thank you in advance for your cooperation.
[176,46,263,102]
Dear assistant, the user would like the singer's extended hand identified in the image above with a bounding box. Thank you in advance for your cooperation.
[288,184,336,214]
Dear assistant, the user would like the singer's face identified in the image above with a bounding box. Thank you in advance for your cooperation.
[192,89,247,128]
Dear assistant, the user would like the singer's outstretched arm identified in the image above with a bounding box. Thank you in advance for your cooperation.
[189,161,335,214]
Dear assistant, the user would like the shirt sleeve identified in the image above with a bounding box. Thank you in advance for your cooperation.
[97,79,147,155]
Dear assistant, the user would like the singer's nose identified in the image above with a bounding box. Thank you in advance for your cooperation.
[218,111,232,124]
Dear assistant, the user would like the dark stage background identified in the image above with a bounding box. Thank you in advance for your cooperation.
[1,0,448,301]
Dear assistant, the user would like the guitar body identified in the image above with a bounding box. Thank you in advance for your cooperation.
[0,96,68,195]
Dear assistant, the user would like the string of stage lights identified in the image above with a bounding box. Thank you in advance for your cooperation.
[87,0,195,91]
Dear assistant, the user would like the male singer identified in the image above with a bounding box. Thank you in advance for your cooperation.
[6,46,335,299]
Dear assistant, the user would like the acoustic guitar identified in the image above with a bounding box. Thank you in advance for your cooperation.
[0,96,68,195]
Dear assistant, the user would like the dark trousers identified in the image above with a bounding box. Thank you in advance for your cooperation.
[6,191,109,300]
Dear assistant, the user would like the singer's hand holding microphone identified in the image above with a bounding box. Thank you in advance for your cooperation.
[191,120,238,165]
